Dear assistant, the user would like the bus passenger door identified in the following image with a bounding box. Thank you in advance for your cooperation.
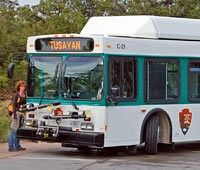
[105,57,139,146]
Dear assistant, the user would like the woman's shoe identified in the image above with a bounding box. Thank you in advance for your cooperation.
[8,149,17,152]
[17,147,26,151]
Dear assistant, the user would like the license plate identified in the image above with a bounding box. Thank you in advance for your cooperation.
[70,121,79,127]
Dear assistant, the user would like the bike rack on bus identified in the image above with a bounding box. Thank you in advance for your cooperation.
[20,102,86,138]
[20,102,61,137]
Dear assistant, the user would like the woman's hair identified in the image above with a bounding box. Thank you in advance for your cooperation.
[15,80,26,92]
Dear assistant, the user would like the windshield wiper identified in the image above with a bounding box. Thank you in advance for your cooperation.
[71,101,79,110]
[54,63,59,84]
[61,63,79,110]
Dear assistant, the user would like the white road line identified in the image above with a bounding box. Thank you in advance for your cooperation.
[9,156,96,162]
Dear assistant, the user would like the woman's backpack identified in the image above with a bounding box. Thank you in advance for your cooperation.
[8,96,20,116]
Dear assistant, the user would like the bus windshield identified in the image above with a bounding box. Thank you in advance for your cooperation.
[27,56,104,101]
[27,56,62,98]
[61,56,104,100]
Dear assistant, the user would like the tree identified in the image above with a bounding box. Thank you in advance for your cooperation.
[169,0,200,18]
[0,0,18,10]
[31,0,86,34]
[126,0,200,18]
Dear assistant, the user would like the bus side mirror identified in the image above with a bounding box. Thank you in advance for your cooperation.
[8,63,15,79]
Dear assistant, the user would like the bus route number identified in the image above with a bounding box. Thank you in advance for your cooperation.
[117,43,125,49]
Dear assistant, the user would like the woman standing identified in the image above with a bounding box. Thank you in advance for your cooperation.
[8,80,26,152]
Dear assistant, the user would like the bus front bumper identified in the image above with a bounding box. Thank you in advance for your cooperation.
[17,128,104,147]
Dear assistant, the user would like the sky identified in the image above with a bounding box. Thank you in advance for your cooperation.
[18,0,40,6]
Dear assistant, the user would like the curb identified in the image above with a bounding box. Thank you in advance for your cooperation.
[0,140,60,159]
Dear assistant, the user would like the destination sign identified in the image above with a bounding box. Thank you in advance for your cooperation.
[35,37,94,52]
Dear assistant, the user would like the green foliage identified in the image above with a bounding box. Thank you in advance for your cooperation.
[0,75,8,90]
[0,100,11,142]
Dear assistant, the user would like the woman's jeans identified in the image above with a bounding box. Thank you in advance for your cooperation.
[8,129,21,151]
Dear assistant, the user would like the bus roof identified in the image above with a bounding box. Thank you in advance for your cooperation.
[80,15,200,41]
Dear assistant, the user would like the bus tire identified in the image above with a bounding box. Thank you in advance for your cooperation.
[145,114,159,155]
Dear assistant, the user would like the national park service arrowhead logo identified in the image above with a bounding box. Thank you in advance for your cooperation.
[179,108,192,135]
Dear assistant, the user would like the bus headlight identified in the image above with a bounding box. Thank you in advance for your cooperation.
[25,119,38,128]
[81,122,94,131]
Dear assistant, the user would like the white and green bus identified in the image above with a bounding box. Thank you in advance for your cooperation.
[11,16,200,155]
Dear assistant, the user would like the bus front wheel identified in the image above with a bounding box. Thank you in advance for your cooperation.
[145,114,160,155]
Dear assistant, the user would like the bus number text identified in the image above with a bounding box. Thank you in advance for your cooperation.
[117,43,125,49]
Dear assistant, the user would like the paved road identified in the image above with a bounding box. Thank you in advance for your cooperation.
[1,141,200,170]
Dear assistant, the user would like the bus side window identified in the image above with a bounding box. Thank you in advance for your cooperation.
[109,58,136,99]
[146,59,179,102]
[123,61,134,97]
[189,61,200,100]
[110,60,121,97]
